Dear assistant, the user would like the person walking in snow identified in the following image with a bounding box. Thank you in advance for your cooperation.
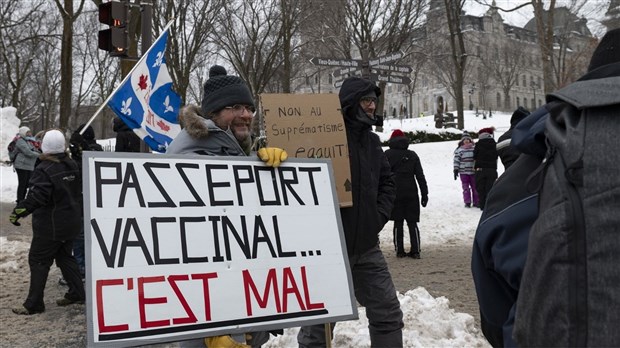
[454,133,479,208]
[385,129,428,258]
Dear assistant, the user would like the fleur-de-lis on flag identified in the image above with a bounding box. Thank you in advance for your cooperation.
[121,97,132,116]
[153,51,164,68]
[163,95,174,113]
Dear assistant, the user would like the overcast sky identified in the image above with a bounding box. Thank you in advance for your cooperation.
[462,0,609,36]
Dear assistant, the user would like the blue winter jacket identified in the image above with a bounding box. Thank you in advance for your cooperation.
[471,106,548,347]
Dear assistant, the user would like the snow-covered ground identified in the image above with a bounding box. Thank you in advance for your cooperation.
[1,106,510,346]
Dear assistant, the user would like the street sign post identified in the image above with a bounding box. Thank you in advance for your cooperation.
[371,64,413,74]
[332,66,362,78]
[369,73,411,85]
[312,50,412,87]
[368,51,404,66]
[309,57,362,68]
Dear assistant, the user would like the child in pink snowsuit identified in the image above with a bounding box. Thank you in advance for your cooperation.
[453,135,479,207]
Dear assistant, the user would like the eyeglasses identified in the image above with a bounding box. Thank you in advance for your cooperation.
[360,97,377,105]
[224,104,256,115]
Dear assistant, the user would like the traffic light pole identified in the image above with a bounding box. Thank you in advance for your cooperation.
[141,1,152,53]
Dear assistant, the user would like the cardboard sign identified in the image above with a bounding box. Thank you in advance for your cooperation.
[260,94,352,207]
[83,152,357,347]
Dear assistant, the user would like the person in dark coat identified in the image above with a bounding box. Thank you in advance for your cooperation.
[385,129,428,258]
[68,124,104,278]
[473,127,498,210]
[112,116,141,152]
[298,77,403,348]
[496,107,529,170]
[473,28,620,347]
[9,129,85,315]
[471,106,548,347]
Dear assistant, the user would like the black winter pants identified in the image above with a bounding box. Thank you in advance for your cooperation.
[475,168,498,210]
[15,168,32,203]
[393,220,420,254]
[24,235,85,312]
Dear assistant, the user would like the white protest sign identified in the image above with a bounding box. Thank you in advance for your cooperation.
[83,152,356,347]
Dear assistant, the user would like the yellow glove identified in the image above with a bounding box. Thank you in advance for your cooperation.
[257,147,288,168]
[204,335,250,348]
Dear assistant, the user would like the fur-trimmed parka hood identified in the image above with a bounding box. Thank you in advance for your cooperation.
[166,104,252,156]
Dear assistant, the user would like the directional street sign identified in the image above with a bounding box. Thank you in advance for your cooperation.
[369,73,411,85]
[314,50,413,88]
[368,51,404,66]
[332,66,362,77]
[371,63,413,74]
[309,57,362,68]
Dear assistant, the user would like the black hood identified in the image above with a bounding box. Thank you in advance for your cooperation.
[338,77,381,120]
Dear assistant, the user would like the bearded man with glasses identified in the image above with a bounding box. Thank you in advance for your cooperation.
[166,65,284,348]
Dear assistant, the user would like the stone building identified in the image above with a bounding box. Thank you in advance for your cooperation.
[382,3,599,120]
[292,2,613,121]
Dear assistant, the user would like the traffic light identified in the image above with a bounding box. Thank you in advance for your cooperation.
[98,1,128,57]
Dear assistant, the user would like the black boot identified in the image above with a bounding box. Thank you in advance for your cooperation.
[407,223,421,258]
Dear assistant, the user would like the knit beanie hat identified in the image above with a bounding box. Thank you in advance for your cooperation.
[200,65,255,117]
[41,129,66,154]
[77,124,95,140]
[18,126,30,137]
[588,28,620,72]
[478,127,495,139]
[390,129,405,139]
[510,106,530,126]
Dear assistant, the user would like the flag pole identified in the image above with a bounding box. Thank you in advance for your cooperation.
[80,20,175,135]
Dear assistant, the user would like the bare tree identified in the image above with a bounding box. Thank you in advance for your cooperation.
[153,0,224,104]
[0,1,49,119]
[214,0,285,97]
[473,0,602,94]
[441,0,468,129]
[477,40,524,110]
[53,0,86,129]
[341,0,428,117]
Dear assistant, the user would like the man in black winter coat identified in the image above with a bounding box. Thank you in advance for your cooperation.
[9,129,85,315]
[112,116,141,152]
[385,129,428,259]
[68,124,104,278]
[297,77,403,348]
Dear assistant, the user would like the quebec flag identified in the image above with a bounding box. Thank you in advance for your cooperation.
[107,28,181,152]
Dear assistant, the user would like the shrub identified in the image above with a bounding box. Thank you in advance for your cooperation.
[381,130,477,146]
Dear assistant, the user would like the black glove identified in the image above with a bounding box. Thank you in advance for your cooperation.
[453,169,459,180]
[421,195,428,208]
[9,207,27,226]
